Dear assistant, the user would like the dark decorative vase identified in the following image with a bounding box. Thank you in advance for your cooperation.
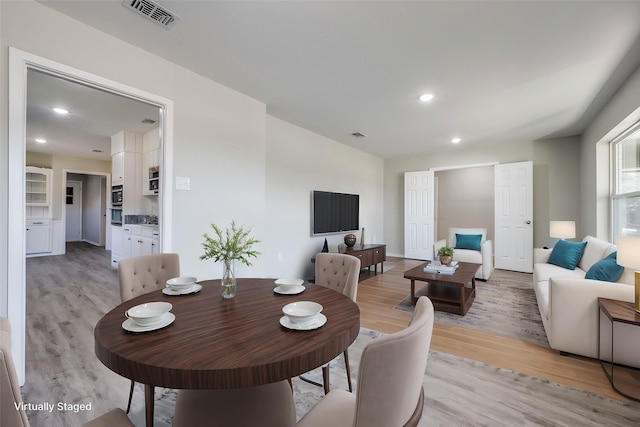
[321,238,329,253]
[344,234,357,247]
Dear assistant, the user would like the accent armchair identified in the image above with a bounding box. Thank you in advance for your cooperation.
[295,296,434,427]
[434,227,493,280]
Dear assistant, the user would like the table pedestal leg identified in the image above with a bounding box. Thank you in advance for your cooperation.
[145,384,155,427]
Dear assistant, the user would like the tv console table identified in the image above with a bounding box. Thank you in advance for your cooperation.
[343,244,386,274]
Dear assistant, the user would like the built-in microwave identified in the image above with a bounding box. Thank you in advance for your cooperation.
[149,167,159,194]
[111,185,123,207]
[111,208,122,225]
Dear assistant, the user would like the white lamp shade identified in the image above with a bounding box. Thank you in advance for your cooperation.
[550,221,576,239]
[616,236,640,270]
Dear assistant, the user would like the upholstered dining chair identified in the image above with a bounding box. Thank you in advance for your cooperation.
[0,317,134,427]
[117,252,180,412]
[295,296,434,427]
[314,252,361,394]
[173,381,296,427]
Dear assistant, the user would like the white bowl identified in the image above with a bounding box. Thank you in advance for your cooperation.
[275,278,304,290]
[166,276,197,291]
[282,301,323,324]
[126,302,172,326]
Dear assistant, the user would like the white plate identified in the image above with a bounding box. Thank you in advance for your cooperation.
[163,284,203,296]
[122,312,175,332]
[273,285,305,295]
[279,313,327,330]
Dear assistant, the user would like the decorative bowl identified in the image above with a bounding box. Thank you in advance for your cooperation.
[166,276,198,291]
[282,301,323,324]
[275,278,304,290]
[126,302,172,326]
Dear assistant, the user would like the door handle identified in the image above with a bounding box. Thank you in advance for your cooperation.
[525,220,532,225]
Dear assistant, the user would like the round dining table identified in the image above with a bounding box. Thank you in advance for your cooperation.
[94,278,361,427]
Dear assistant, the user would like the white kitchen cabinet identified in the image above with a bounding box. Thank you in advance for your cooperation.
[111,130,143,155]
[26,219,52,256]
[111,225,124,268]
[142,128,161,196]
[112,151,124,185]
[111,130,143,213]
[25,167,51,206]
[119,225,159,263]
[26,166,53,219]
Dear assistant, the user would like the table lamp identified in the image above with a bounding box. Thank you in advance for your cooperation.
[550,221,576,240]
[617,236,640,313]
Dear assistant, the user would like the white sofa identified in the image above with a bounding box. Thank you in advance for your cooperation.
[533,235,640,368]
[434,227,493,280]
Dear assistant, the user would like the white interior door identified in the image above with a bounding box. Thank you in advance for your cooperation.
[494,161,533,272]
[404,171,435,260]
[65,181,82,242]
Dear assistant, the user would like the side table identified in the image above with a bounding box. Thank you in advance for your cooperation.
[597,297,640,402]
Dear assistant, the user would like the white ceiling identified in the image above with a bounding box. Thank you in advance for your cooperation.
[26,69,159,161]
[31,1,640,159]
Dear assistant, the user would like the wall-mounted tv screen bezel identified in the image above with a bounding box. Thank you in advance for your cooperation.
[311,190,360,236]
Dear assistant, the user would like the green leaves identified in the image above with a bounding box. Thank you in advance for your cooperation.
[200,221,260,266]
[437,246,454,257]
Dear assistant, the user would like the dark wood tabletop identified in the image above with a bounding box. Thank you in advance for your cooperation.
[95,278,360,427]
[95,278,360,389]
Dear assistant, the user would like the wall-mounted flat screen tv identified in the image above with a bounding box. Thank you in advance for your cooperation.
[312,190,359,235]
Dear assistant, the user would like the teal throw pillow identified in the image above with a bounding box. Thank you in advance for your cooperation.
[547,240,587,270]
[455,233,482,251]
[585,251,624,282]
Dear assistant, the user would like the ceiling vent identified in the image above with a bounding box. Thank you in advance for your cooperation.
[351,132,367,138]
[141,118,157,124]
[122,0,180,29]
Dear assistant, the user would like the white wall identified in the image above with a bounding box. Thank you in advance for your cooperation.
[265,116,384,280]
[383,136,581,255]
[581,64,640,240]
[0,1,385,314]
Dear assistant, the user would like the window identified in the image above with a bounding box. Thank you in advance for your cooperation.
[612,124,640,241]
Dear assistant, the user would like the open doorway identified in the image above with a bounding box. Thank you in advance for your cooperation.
[8,47,175,384]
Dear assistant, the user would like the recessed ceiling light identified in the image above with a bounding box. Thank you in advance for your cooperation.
[451,137,461,144]
[418,93,435,102]
[52,107,69,115]
[35,138,47,144]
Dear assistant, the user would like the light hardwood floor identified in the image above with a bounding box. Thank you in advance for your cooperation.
[22,245,635,426]
[358,257,633,403]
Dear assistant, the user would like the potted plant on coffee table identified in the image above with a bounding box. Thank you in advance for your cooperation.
[437,246,455,266]
[201,221,260,299]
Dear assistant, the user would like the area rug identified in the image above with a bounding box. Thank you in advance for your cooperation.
[127,328,640,427]
[394,277,548,346]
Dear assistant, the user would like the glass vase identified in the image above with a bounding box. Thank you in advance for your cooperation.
[221,259,236,299]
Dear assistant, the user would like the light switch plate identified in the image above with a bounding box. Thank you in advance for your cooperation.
[175,176,190,191]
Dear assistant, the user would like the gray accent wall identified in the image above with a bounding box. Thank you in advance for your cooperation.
[435,166,494,243]
[384,136,581,256]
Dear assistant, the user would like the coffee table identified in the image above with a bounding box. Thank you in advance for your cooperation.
[403,261,478,315]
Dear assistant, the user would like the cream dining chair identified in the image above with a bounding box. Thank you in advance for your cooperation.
[117,252,180,413]
[295,296,435,427]
[313,252,361,394]
[0,317,133,427]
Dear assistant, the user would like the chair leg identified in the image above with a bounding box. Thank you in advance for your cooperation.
[343,349,353,392]
[322,365,331,395]
[126,380,135,414]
